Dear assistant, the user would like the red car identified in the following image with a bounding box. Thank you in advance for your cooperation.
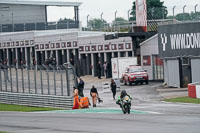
[122,66,148,85]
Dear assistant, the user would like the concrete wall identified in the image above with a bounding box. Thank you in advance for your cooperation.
[35,32,78,45]
[0,4,46,24]
[78,35,105,46]
[0,31,34,42]
[140,35,158,80]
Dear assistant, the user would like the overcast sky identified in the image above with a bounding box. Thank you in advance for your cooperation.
[47,0,200,26]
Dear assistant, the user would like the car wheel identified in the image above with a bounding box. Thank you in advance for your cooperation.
[141,82,143,85]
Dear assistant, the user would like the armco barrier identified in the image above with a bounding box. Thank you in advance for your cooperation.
[0,92,73,109]
[188,82,200,98]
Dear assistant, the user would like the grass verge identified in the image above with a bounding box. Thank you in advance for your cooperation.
[0,103,63,112]
[165,97,200,104]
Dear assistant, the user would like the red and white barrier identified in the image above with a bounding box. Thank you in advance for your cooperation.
[188,83,200,98]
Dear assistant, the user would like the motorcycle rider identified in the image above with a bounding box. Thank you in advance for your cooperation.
[116,89,132,112]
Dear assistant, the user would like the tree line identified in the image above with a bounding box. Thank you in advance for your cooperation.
[57,0,199,30]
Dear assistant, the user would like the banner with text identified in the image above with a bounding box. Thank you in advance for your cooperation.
[158,22,200,58]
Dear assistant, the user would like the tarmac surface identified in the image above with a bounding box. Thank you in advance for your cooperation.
[0,76,200,133]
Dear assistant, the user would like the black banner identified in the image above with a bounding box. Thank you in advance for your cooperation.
[158,22,200,58]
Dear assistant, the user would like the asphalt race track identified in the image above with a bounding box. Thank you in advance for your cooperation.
[0,82,200,133]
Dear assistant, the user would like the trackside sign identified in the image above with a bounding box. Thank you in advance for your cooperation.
[158,22,200,57]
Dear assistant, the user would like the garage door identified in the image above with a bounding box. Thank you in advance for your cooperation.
[191,59,200,83]
[165,59,180,88]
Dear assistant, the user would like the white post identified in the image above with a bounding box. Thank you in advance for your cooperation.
[125,51,128,57]
[6,49,9,65]
[104,52,107,61]
[15,48,18,68]
[45,51,48,59]
[25,47,28,66]
[56,50,58,65]
[132,51,134,57]
[67,49,70,62]
[112,52,114,58]
[35,50,38,69]
[118,52,120,57]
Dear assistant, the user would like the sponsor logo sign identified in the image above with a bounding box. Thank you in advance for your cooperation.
[158,22,200,57]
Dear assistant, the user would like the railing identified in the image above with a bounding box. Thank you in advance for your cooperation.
[84,19,180,33]
[0,64,77,96]
[0,63,77,108]
[0,21,79,33]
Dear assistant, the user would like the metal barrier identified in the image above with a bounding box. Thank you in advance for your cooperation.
[0,21,79,33]
[0,92,73,109]
[0,63,77,109]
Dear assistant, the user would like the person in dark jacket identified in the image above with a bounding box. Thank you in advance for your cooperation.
[90,85,99,107]
[70,58,74,66]
[78,77,84,97]
[51,58,57,67]
[97,61,101,79]
[110,79,117,100]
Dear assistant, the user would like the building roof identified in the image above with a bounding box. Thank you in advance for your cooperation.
[0,0,82,6]
[139,34,158,46]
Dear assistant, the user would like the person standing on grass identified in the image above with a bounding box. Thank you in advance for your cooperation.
[110,79,117,100]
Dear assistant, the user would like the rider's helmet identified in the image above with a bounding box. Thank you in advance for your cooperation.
[120,89,127,98]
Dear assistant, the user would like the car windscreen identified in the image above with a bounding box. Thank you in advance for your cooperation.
[129,67,144,73]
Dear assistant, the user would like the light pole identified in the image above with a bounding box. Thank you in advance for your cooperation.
[100,12,103,30]
[162,7,165,20]
[183,5,186,20]
[87,14,89,28]
[195,4,198,20]
[100,12,103,21]
[173,6,176,19]
[11,13,14,32]
[115,10,117,21]
[128,9,131,21]
[151,7,155,17]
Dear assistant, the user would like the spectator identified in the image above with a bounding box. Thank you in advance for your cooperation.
[32,56,36,65]
[110,79,117,100]
[45,58,50,66]
[103,61,107,78]
[78,77,85,97]
[90,85,99,107]
[70,58,74,66]
[97,61,101,79]
[51,58,56,66]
